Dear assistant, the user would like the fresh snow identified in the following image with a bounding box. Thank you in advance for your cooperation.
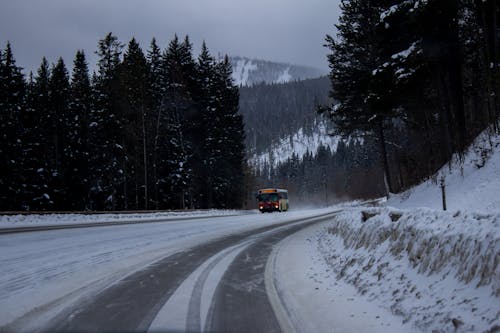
[271,221,420,332]
[297,128,500,332]
[387,128,500,212]
[391,42,420,60]
[276,67,292,83]
[229,56,326,86]
[308,207,498,332]
[1,128,499,332]
[250,119,341,169]
[232,58,257,86]
[0,210,241,229]
[0,208,337,331]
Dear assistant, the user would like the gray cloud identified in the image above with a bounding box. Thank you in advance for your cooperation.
[0,0,340,74]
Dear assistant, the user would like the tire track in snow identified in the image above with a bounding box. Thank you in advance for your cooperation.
[205,212,339,332]
[42,211,338,333]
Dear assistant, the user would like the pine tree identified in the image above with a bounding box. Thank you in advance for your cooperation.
[0,42,25,210]
[48,57,71,208]
[147,38,165,209]
[195,41,217,208]
[67,50,92,209]
[161,35,195,208]
[25,57,53,209]
[146,38,166,209]
[324,0,410,195]
[90,32,124,210]
[121,38,149,209]
[211,56,246,208]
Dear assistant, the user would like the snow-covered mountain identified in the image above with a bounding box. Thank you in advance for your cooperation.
[249,118,340,169]
[230,56,327,86]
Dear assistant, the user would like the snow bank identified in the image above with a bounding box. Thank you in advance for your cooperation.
[388,129,500,213]
[315,207,499,332]
[0,210,242,229]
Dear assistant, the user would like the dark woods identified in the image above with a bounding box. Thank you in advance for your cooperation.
[241,77,386,203]
[0,34,246,211]
[323,0,499,195]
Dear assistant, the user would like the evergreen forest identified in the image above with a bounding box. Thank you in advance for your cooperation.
[248,0,498,206]
[239,76,330,155]
[1,0,499,211]
[322,0,499,195]
[0,34,246,211]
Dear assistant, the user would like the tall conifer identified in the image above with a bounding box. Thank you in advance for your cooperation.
[0,42,25,209]
[68,50,92,209]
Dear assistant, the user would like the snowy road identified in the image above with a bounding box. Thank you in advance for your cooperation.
[0,208,339,333]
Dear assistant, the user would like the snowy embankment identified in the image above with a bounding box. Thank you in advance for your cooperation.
[309,129,500,332]
[314,208,498,332]
[387,128,500,212]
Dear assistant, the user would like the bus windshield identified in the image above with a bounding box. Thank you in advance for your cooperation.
[257,193,279,202]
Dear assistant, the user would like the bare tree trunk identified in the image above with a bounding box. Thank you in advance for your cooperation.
[141,102,148,210]
[122,137,128,211]
[378,121,393,198]
[153,102,162,210]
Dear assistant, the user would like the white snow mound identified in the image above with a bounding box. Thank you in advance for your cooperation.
[316,207,499,332]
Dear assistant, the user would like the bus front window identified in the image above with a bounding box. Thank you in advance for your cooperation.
[257,193,279,202]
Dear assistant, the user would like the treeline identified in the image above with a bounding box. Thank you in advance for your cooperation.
[252,138,385,206]
[0,34,246,211]
[323,0,499,193]
[239,77,330,155]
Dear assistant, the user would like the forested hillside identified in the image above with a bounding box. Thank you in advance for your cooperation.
[239,76,330,155]
[244,0,499,206]
[240,76,386,204]
[323,0,499,195]
[0,34,246,211]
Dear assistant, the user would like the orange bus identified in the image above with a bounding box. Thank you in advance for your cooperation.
[256,188,289,213]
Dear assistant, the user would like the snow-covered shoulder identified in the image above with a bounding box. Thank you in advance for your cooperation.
[309,207,499,332]
[0,210,244,229]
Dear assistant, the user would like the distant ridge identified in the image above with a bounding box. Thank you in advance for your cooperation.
[229,56,327,86]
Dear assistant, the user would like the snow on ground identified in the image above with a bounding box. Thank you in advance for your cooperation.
[296,129,500,332]
[0,208,337,331]
[2,129,499,332]
[232,58,258,86]
[272,221,420,333]
[310,208,499,332]
[0,209,241,229]
[387,128,500,212]
[276,67,292,83]
[250,120,341,169]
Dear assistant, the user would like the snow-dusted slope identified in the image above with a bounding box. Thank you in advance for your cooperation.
[230,56,326,86]
[249,119,341,169]
[302,128,500,332]
[311,206,499,332]
[387,128,500,212]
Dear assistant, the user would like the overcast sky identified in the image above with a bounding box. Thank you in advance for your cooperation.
[0,0,341,75]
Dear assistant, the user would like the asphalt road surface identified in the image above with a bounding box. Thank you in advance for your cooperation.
[37,211,338,333]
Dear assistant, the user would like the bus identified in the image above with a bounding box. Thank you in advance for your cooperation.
[256,188,288,213]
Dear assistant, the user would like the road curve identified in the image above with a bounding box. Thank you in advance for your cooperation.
[42,211,338,333]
